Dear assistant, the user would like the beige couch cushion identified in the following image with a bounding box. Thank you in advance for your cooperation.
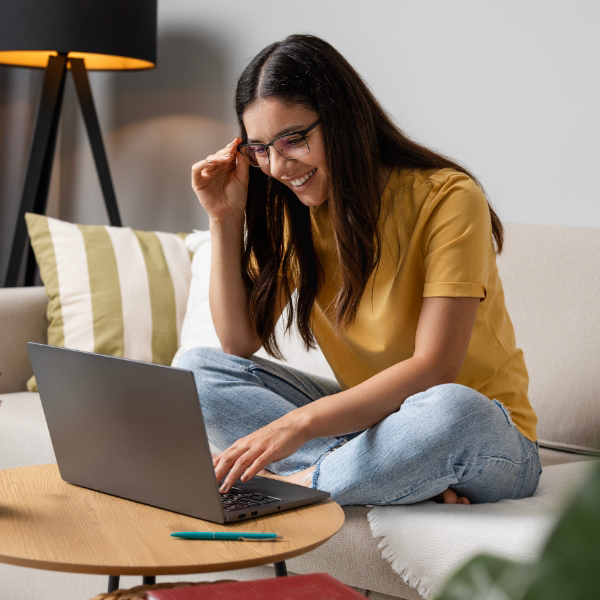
[538,446,598,467]
[0,392,55,469]
[497,223,600,455]
[0,287,47,393]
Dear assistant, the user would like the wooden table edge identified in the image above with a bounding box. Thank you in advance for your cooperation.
[0,526,343,575]
[0,465,345,576]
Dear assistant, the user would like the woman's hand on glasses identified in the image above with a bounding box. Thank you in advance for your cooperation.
[191,137,249,223]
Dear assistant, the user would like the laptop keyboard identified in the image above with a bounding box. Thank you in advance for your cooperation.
[220,486,281,512]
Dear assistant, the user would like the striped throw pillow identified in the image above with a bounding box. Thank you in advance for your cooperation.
[25,213,191,391]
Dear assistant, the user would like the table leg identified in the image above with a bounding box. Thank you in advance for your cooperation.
[143,576,156,585]
[107,575,120,592]
[274,561,288,576]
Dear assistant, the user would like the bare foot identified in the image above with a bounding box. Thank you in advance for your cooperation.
[285,465,316,487]
[256,467,282,479]
[258,465,316,487]
[430,488,470,505]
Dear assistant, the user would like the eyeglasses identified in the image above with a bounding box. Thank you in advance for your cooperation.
[238,118,322,168]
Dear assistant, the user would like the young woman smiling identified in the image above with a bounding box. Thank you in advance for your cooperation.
[181,34,542,506]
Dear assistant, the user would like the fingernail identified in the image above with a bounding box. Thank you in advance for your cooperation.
[223,153,231,158]
[207,159,214,164]
[219,483,228,493]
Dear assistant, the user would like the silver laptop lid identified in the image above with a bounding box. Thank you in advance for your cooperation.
[28,343,225,523]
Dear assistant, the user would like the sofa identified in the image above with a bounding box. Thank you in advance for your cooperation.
[1,221,599,600]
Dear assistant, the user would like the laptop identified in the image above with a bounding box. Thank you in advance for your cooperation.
[27,343,330,524]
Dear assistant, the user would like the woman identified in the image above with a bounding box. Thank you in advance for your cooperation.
[180,34,542,506]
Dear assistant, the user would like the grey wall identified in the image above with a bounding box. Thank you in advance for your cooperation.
[2,0,599,264]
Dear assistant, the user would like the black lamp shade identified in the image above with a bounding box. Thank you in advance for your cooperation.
[0,0,157,70]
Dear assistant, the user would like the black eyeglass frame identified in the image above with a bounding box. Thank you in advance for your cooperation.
[237,118,322,168]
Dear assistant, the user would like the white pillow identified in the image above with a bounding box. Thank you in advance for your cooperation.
[172,230,336,381]
[171,229,219,367]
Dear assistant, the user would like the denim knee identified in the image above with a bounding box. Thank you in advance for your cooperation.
[177,346,223,371]
[425,382,482,402]
[177,347,247,411]
[404,383,488,425]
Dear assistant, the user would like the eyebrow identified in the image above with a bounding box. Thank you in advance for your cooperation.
[247,124,306,144]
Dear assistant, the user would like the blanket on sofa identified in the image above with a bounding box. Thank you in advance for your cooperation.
[367,460,597,599]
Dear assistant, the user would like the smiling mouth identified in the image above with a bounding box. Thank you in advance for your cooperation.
[289,168,316,187]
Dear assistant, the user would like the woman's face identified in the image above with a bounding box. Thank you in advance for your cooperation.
[242,98,328,208]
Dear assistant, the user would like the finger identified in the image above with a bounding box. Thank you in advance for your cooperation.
[192,159,216,171]
[205,153,235,164]
[191,160,218,191]
[234,139,250,184]
[214,139,238,157]
[191,159,217,180]
[219,451,259,493]
[192,150,235,174]
[240,452,272,482]
[213,444,250,484]
[202,154,236,171]
[213,451,237,484]
[197,139,238,166]
[191,156,232,189]
[209,136,239,162]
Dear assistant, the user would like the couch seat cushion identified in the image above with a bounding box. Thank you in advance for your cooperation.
[0,392,55,470]
[282,451,599,599]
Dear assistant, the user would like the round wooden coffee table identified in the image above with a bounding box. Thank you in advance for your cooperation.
[0,465,344,594]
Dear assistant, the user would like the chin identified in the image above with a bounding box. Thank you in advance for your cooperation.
[296,186,327,208]
[298,195,326,208]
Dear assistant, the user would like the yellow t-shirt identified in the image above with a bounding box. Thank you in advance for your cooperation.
[307,167,537,442]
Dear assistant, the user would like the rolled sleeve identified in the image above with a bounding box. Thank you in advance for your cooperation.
[421,172,492,302]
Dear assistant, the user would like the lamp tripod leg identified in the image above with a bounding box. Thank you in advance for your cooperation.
[4,54,68,287]
[70,57,122,227]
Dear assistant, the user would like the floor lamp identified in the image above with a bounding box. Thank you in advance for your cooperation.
[0,0,157,287]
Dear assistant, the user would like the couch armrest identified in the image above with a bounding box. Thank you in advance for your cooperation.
[0,287,48,393]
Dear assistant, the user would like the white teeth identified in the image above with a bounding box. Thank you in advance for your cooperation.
[290,169,316,187]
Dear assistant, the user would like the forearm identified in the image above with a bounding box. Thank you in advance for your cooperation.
[208,215,261,357]
[294,356,453,439]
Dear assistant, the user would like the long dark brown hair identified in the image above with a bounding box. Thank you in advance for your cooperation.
[236,34,503,359]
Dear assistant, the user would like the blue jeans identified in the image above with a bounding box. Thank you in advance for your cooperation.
[178,347,542,506]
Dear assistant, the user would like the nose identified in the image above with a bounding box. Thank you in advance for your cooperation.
[268,149,293,180]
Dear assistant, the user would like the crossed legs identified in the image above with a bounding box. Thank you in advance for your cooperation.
[180,347,541,506]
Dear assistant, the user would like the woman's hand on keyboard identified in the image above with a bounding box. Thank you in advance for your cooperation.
[212,412,311,494]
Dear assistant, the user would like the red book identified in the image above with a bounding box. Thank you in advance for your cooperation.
[146,573,365,599]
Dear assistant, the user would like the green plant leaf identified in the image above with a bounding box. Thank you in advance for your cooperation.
[434,554,536,600]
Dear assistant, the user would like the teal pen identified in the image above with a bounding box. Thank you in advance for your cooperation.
[171,531,283,541]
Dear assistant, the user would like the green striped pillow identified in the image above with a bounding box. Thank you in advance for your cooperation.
[25,213,191,392]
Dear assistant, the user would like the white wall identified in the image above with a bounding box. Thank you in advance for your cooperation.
[57,0,600,232]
